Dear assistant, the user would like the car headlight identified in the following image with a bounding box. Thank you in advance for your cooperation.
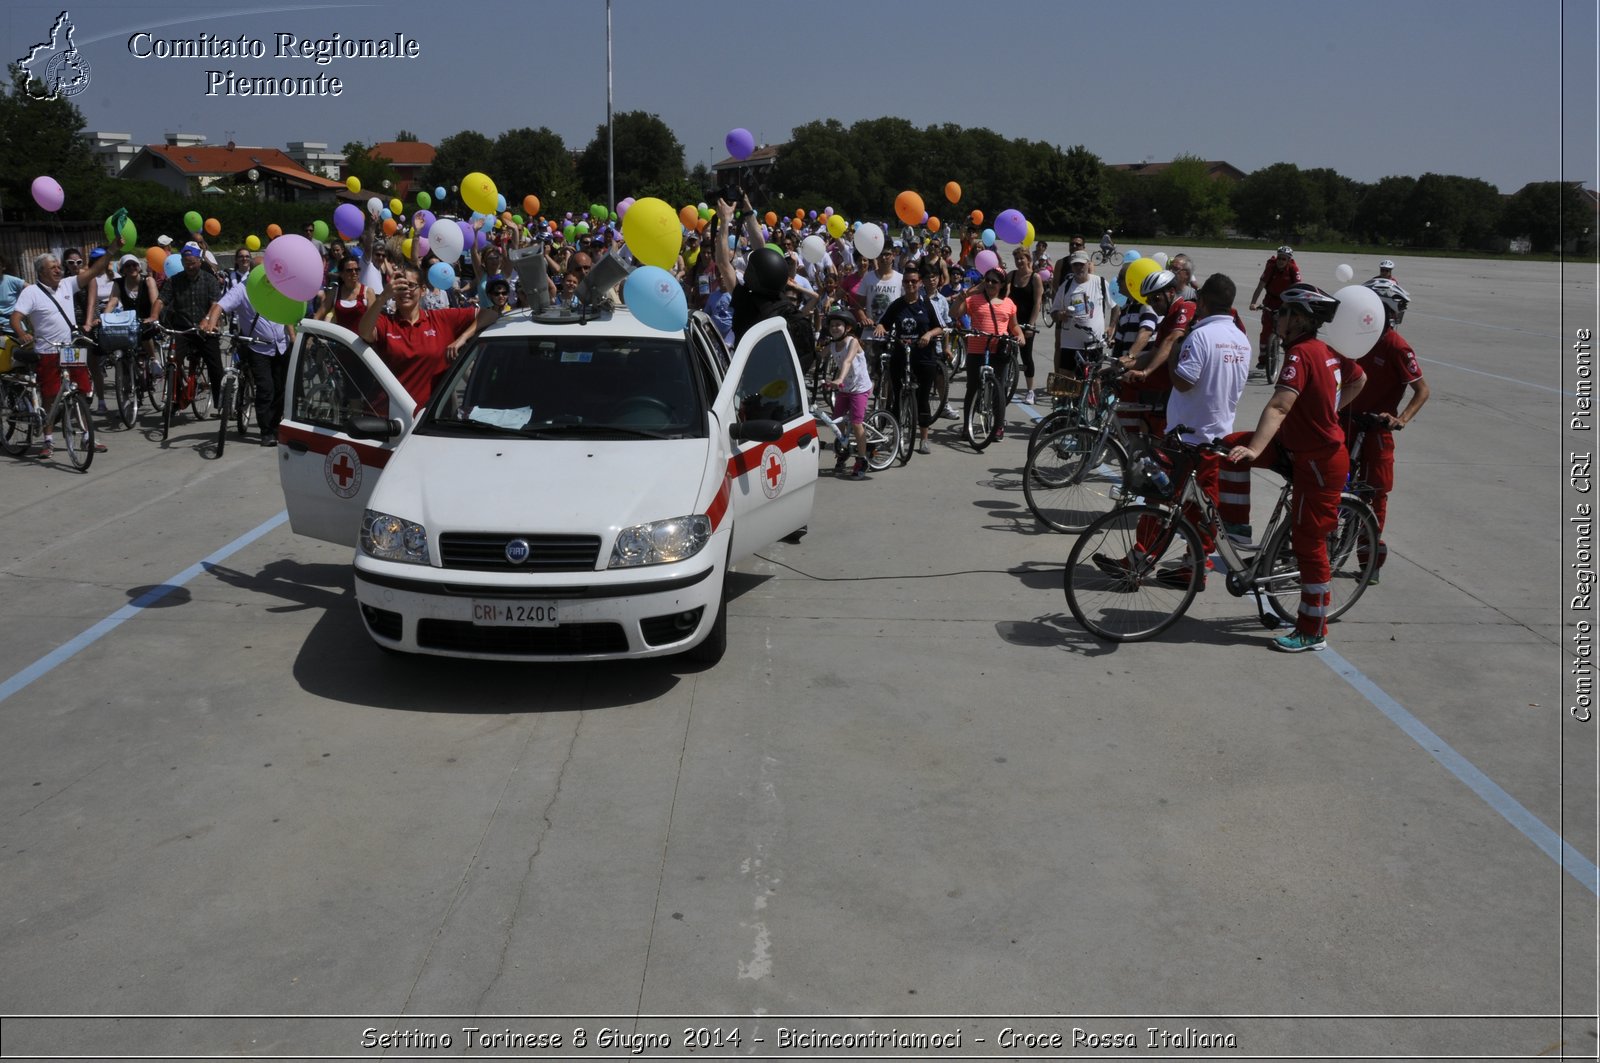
[609,515,711,568]
[361,510,431,565]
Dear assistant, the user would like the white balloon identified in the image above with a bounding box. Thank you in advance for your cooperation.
[1335,263,1354,283]
[426,218,464,262]
[366,196,383,218]
[800,234,827,265]
[1325,285,1386,359]
[853,222,884,259]
[1152,252,1169,267]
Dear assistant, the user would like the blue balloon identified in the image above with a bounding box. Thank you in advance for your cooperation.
[982,228,995,247]
[381,208,392,221]
[427,261,456,291]
[624,265,688,332]
[164,254,183,277]
[1124,249,1141,261]
[496,193,507,212]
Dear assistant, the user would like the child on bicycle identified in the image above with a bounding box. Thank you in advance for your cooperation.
[824,309,872,479]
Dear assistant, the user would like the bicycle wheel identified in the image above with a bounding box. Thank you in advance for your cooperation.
[61,392,94,471]
[963,372,995,451]
[1090,251,1107,266]
[1,382,35,456]
[1262,334,1283,383]
[1065,504,1205,642]
[191,365,213,419]
[863,409,900,471]
[1025,407,1077,455]
[113,355,137,428]
[138,356,162,418]
[895,384,916,466]
[217,375,235,453]
[162,360,177,440]
[932,363,950,415]
[1024,427,1130,533]
[1260,496,1380,626]
[236,373,256,435]
[1109,252,1124,267]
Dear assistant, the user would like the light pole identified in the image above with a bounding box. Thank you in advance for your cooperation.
[606,0,615,216]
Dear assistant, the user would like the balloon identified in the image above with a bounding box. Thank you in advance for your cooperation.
[458,220,476,254]
[245,265,304,326]
[497,194,507,213]
[725,127,756,160]
[564,225,577,243]
[573,222,588,237]
[1152,252,1169,267]
[790,217,803,231]
[970,210,983,225]
[311,219,329,242]
[181,210,201,234]
[928,216,942,233]
[1124,258,1161,305]
[381,218,398,236]
[1335,263,1354,283]
[994,209,1027,244]
[1024,221,1036,248]
[261,234,324,301]
[764,211,778,227]
[523,194,540,216]
[346,176,361,194]
[894,190,925,227]
[808,210,817,220]
[827,214,848,239]
[427,261,457,291]
[944,181,961,204]
[460,172,498,215]
[981,228,995,247]
[624,265,689,332]
[164,254,184,278]
[794,208,804,220]
[800,234,827,265]
[698,207,713,221]
[622,197,682,269]
[679,204,699,228]
[145,247,167,274]
[512,214,523,226]
[474,229,487,250]
[417,191,432,209]
[434,186,446,201]
[104,212,136,246]
[1325,285,1386,359]
[366,196,383,218]
[1124,249,1140,261]
[974,250,1000,275]
[426,218,464,261]
[616,197,634,218]
[333,204,364,239]
[412,209,435,233]
[384,198,398,216]
[853,222,885,258]
[31,176,64,212]
[400,238,413,260]
[203,217,221,237]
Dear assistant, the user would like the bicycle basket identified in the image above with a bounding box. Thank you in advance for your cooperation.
[96,309,140,352]
[1045,372,1083,399]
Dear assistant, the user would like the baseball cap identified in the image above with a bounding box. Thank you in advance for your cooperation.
[117,254,140,270]
[156,235,174,247]
[181,242,204,258]
[1068,251,1090,265]
[88,247,107,262]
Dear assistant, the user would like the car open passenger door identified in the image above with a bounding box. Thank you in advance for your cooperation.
[709,317,818,562]
[276,319,417,546]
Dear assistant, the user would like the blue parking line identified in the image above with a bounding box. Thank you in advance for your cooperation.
[0,511,289,707]
[1321,648,1600,896]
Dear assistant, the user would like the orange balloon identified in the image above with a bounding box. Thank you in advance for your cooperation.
[791,217,803,231]
[265,223,283,239]
[203,217,221,237]
[500,211,513,224]
[695,217,708,232]
[381,217,398,236]
[928,216,942,233]
[679,204,698,228]
[523,194,540,216]
[969,210,983,226]
[894,190,925,227]
[146,247,167,273]
[764,211,777,227]
[794,208,804,219]
[945,181,961,204]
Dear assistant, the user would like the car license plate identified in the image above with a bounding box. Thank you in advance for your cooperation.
[471,601,559,626]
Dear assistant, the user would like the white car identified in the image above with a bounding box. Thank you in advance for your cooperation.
[275,306,817,662]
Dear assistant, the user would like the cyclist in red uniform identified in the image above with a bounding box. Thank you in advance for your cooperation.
[1122,269,1194,438]
[1221,284,1365,653]
[1247,246,1301,374]
[1341,278,1429,583]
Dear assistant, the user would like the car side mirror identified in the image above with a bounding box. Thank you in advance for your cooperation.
[729,419,783,444]
[345,415,401,440]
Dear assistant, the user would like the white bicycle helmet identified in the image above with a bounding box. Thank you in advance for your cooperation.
[1377,259,1395,270]
[1364,277,1410,324]
[1276,282,1340,326]
[1139,269,1178,300]
[1276,245,1294,258]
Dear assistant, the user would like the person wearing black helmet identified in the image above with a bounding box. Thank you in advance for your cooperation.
[714,196,790,345]
[1248,246,1302,377]
[1222,283,1367,653]
[1340,278,1428,584]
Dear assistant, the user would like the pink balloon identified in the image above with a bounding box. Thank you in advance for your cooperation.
[415,236,430,260]
[974,250,1000,275]
[31,176,64,212]
[261,234,324,301]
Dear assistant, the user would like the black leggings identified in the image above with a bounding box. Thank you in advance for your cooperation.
[911,360,937,428]
[1018,329,1036,379]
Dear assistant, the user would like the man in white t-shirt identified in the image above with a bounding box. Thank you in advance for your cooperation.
[1164,272,1250,560]
[853,251,902,330]
[1050,251,1114,371]
[9,247,119,458]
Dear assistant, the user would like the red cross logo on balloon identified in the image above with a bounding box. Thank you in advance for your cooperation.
[759,445,786,499]
[1362,313,1375,327]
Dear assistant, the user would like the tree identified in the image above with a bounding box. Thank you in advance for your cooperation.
[492,126,578,214]
[1501,181,1591,252]
[1231,163,1315,240]
[576,111,686,205]
[422,130,495,200]
[1303,168,1359,240]
[341,141,398,195]
[1020,143,1109,235]
[394,129,419,142]
[769,120,860,215]
[0,64,103,222]
[1351,175,1416,244]
[1150,155,1233,237]
[1405,172,1503,250]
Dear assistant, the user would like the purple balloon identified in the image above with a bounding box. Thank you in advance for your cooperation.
[458,221,475,257]
[31,175,64,212]
[474,229,487,250]
[616,197,635,219]
[415,236,430,260]
[994,209,1027,245]
[413,209,435,233]
[725,127,755,160]
[333,203,365,240]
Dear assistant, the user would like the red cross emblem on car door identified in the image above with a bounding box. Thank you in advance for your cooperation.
[759,445,786,499]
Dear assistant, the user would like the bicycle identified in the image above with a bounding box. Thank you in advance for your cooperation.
[0,342,98,470]
[1062,427,1380,642]
[213,331,254,455]
[154,325,215,441]
[885,331,921,466]
[1251,304,1284,384]
[93,310,143,428]
[959,331,1015,452]
[812,359,899,474]
[1090,245,1123,268]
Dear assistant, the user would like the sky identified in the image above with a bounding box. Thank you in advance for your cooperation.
[6,0,1596,196]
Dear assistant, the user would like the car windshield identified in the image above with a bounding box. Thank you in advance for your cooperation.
[423,334,705,439]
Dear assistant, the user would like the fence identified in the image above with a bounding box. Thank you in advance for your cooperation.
[0,222,109,280]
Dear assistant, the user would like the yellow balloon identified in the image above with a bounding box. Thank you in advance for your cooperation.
[389,197,403,215]
[401,237,413,260]
[1124,257,1161,305]
[826,214,847,239]
[245,234,261,251]
[346,176,360,194]
[621,196,683,270]
[1024,221,1036,248]
[460,172,498,215]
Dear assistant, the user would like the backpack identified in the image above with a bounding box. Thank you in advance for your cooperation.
[780,304,817,375]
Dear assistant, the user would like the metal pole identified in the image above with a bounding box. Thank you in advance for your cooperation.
[606,0,615,215]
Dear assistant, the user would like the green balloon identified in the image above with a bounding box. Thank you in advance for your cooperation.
[417,191,432,208]
[698,207,713,221]
[312,219,330,241]
[563,225,577,242]
[245,264,305,326]
[512,213,523,225]
[575,222,589,235]
[765,242,782,254]
[183,210,203,234]
[104,212,136,247]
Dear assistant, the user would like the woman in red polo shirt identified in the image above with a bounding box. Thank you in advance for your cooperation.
[357,259,499,406]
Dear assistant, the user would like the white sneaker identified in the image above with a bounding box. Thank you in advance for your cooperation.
[1024,389,1036,405]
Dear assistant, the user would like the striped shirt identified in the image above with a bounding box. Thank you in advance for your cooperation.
[1112,301,1158,359]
